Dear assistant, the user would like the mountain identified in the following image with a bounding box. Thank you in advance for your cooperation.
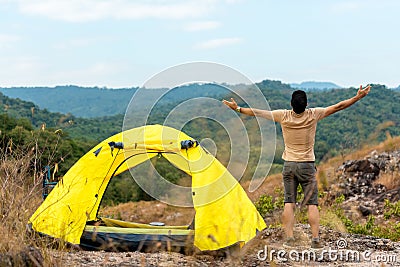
[2,83,400,163]
[0,86,138,118]
[0,80,300,118]
[2,83,400,206]
[0,84,233,118]
[257,79,293,91]
[290,81,342,90]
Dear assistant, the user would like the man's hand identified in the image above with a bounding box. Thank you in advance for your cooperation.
[356,84,371,99]
[222,98,238,111]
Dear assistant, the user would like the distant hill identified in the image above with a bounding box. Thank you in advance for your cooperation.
[0,80,292,118]
[0,90,125,141]
[257,80,293,91]
[1,82,399,163]
[290,81,342,90]
[0,86,138,118]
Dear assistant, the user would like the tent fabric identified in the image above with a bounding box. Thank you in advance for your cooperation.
[29,125,266,250]
[80,225,193,251]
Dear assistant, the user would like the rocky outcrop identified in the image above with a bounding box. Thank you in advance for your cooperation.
[334,150,400,217]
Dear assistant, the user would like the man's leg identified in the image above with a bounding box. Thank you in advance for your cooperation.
[296,163,319,238]
[308,204,319,238]
[283,202,296,238]
[282,161,297,239]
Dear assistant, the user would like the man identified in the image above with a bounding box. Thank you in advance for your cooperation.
[222,84,371,249]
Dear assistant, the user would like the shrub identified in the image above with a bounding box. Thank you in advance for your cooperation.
[384,199,400,219]
[255,188,284,217]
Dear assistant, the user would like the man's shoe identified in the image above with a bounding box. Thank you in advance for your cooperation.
[283,237,296,248]
[311,239,324,249]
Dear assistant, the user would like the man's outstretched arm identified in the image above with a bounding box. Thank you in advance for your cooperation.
[323,85,371,118]
[222,98,275,120]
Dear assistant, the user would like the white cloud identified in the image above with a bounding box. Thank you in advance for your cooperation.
[183,21,221,31]
[53,38,94,50]
[12,57,40,72]
[0,58,129,87]
[330,1,361,13]
[194,37,242,49]
[15,0,221,22]
[0,34,21,48]
[0,56,45,86]
[224,0,243,3]
[48,62,128,86]
[328,0,399,14]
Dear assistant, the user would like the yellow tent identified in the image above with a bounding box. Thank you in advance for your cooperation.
[29,125,266,251]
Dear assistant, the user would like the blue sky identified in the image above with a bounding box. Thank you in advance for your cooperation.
[0,0,399,88]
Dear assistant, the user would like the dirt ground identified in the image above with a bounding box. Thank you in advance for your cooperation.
[51,223,400,267]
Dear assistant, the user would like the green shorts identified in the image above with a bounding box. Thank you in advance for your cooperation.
[282,161,318,205]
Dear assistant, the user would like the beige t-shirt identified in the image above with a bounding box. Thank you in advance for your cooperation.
[271,108,326,162]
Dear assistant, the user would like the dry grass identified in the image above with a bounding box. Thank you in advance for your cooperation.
[242,173,283,202]
[0,151,40,250]
[374,171,400,190]
[0,149,61,266]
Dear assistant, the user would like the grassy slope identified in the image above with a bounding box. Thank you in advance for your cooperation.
[101,135,400,236]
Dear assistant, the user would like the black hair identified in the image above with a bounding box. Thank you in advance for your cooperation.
[291,90,307,114]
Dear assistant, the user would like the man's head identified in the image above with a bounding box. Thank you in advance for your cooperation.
[291,90,307,114]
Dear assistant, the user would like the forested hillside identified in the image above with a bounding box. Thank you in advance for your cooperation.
[2,82,399,161]
[1,82,399,204]
[0,84,232,118]
[0,86,137,118]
